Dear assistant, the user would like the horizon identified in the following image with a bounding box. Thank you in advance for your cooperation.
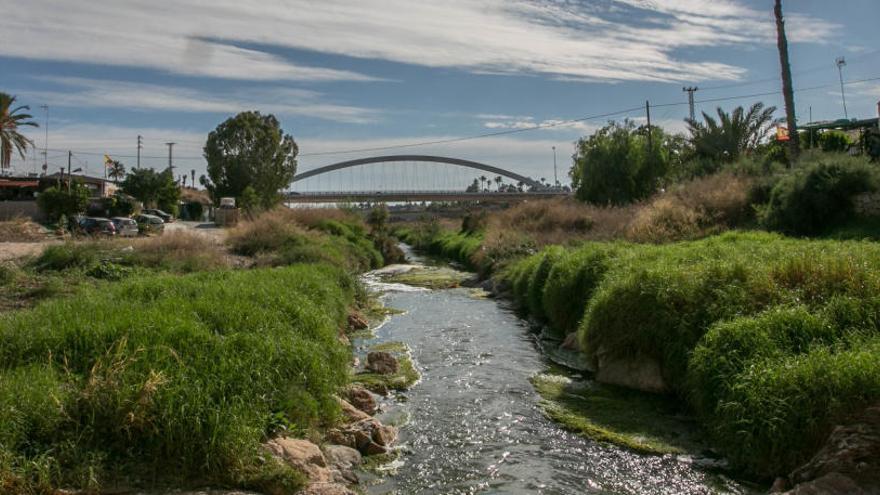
[2,0,879,187]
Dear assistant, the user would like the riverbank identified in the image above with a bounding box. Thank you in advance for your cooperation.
[398,225,880,491]
[0,209,401,494]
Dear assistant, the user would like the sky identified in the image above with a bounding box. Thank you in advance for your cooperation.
[2,0,879,190]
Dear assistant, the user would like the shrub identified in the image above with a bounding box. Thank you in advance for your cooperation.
[36,184,90,222]
[759,154,879,235]
[124,231,230,272]
[818,130,852,153]
[526,246,565,321]
[32,243,100,272]
[0,217,46,242]
[0,265,353,491]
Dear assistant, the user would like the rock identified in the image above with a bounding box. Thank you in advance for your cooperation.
[347,311,368,330]
[771,477,789,492]
[593,346,667,394]
[782,472,867,495]
[323,444,363,470]
[344,385,378,415]
[372,424,397,447]
[335,396,371,423]
[561,332,582,352]
[300,482,359,495]
[326,418,395,457]
[366,351,399,375]
[786,403,880,494]
[264,437,331,483]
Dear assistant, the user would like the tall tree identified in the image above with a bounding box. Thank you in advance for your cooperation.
[203,111,298,209]
[774,0,800,161]
[121,167,180,213]
[0,93,38,170]
[107,160,126,184]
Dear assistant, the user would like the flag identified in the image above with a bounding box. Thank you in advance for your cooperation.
[104,154,113,167]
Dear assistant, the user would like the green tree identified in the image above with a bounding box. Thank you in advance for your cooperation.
[107,160,126,184]
[818,131,852,153]
[1,93,38,170]
[570,120,671,205]
[686,102,778,168]
[203,111,298,209]
[121,167,180,213]
[37,183,90,222]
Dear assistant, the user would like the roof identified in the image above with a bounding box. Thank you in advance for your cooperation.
[0,179,39,188]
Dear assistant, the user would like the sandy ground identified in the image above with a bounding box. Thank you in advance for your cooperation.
[0,221,227,262]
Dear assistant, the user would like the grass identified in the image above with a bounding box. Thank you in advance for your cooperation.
[228,208,384,271]
[494,231,880,478]
[530,373,703,455]
[0,217,47,242]
[0,264,356,492]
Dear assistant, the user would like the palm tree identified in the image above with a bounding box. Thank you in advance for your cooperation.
[686,102,778,163]
[494,175,502,191]
[107,160,126,184]
[191,169,196,188]
[0,93,38,170]
[479,175,487,191]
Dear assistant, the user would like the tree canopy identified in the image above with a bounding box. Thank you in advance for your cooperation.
[570,120,674,205]
[203,111,298,209]
[686,102,778,167]
[121,167,180,214]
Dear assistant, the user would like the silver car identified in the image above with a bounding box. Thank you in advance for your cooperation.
[111,217,139,237]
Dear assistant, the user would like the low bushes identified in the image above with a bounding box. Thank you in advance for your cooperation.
[498,232,880,478]
[758,154,879,236]
[0,265,354,492]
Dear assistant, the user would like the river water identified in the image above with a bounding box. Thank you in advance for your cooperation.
[360,250,753,495]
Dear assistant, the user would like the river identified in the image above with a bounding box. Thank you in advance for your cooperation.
[358,249,753,495]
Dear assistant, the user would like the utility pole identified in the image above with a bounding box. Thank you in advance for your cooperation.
[40,105,49,174]
[67,151,72,193]
[137,135,143,168]
[682,86,698,121]
[836,56,848,120]
[552,146,558,188]
[645,100,653,152]
[774,0,800,161]
[165,142,176,172]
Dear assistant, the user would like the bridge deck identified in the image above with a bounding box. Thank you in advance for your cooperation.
[285,190,570,203]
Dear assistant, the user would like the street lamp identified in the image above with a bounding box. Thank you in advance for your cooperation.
[836,56,848,120]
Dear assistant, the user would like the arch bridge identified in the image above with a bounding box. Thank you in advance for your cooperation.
[287,154,567,203]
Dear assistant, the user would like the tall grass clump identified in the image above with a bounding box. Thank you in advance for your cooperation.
[229,209,383,271]
[499,232,880,477]
[541,244,618,337]
[0,265,354,492]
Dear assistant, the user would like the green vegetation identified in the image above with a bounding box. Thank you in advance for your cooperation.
[384,266,469,289]
[203,111,298,209]
[227,208,383,272]
[0,264,355,492]
[121,167,181,216]
[496,232,880,478]
[531,373,702,455]
[0,92,38,169]
[396,224,482,270]
[36,183,91,223]
[570,120,676,205]
[758,154,879,235]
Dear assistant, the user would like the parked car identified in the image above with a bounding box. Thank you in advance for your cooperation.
[134,214,165,235]
[111,217,139,237]
[142,208,174,223]
[78,217,117,236]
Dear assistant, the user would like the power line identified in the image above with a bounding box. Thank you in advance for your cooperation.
[29,74,880,161]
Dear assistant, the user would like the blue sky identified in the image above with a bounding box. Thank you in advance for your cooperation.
[2,0,879,189]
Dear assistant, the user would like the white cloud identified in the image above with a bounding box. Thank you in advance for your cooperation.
[0,0,839,84]
[19,77,379,124]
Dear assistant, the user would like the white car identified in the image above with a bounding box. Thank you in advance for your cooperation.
[111,217,139,237]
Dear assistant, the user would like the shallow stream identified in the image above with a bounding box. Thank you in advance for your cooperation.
[359,248,752,495]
